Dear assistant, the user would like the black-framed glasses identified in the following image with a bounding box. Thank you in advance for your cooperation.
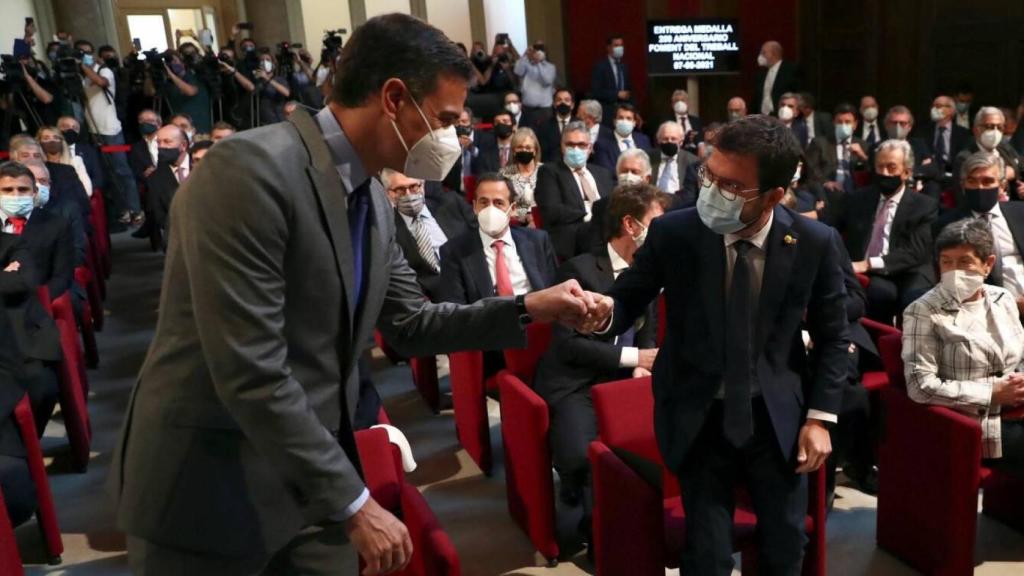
[697,164,760,201]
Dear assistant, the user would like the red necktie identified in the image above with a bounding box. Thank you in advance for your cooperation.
[492,240,514,296]
[8,217,26,235]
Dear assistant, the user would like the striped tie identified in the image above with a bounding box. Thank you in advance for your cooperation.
[410,215,440,272]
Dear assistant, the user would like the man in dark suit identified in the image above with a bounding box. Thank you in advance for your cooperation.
[25,160,87,270]
[129,109,160,182]
[438,174,558,304]
[753,40,801,116]
[824,139,938,322]
[652,89,702,154]
[587,116,846,574]
[590,35,631,123]
[479,111,515,172]
[650,120,701,208]
[804,103,869,194]
[537,88,576,163]
[57,116,105,191]
[592,104,652,172]
[577,99,614,156]
[535,121,616,261]
[953,83,976,130]
[794,93,832,148]
[8,137,91,236]
[455,106,500,180]
[951,106,1024,205]
[112,16,601,574]
[384,170,475,300]
[145,125,191,249]
[916,95,972,176]
[936,152,1024,313]
[534,183,667,511]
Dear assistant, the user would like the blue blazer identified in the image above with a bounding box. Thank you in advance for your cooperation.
[592,129,652,172]
[437,226,559,305]
[604,206,850,472]
[591,57,631,106]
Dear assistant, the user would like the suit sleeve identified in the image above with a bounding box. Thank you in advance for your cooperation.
[881,198,938,275]
[551,324,623,374]
[46,215,75,299]
[637,302,659,349]
[540,232,559,287]
[805,229,852,416]
[605,217,668,336]
[536,165,585,228]
[590,63,617,104]
[178,138,366,521]
[436,243,469,304]
[0,240,38,295]
[62,204,88,267]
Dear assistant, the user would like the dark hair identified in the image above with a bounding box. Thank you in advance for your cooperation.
[98,45,116,55]
[605,183,671,241]
[0,161,36,187]
[799,92,816,109]
[473,172,517,204]
[190,140,214,156]
[211,121,236,132]
[606,35,623,45]
[935,218,994,262]
[503,90,521,101]
[171,113,194,125]
[74,40,94,52]
[492,110,513,124]
[553,87,573,101]
[833,102,857,117]
[615,103,637,117]
[715,115,802,193]
[333,13,473,107]
[955,81,974,96]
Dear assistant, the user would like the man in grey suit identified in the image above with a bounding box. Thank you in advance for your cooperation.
[650,120,701,209]
[111,14,599,575]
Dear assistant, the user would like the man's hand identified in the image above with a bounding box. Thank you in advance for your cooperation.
[849,142,868,161]
[577,293,613,334]
[345,497,413,575]
[524,280,593,326]
[458,135,472,150]
[852,260,870,274]
[638,348,658,371]
[3,261,20,273]
[617,90,631,101]
[823,181,843,193]
[632,367,651,378]
[143,166,157,178]
[795,420,832,474]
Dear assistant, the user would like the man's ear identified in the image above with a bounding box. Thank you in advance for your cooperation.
[379,78,406,121]
[765,186,785,207]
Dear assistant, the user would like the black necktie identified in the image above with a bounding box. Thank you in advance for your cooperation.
[936,126,949,164]
[616,61,625,92]
[348,181,371,308]
[724,241,756,447]
[983,213,1004,287]
[867,124,877,147]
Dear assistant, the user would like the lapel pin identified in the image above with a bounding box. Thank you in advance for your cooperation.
[783,234,797,245]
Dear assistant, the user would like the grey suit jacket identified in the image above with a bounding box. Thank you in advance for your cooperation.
[110,109,527,559]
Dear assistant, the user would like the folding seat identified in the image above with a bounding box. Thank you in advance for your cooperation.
[13,397,63,564]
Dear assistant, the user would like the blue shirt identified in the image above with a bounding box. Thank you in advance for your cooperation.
[399,205,448,259]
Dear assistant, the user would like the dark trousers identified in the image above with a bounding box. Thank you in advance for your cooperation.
[549,388,598,494]
[127,523,357,576]
[988,419,1024,478]
[24,360,59,434]
[0,453,35,526]
[865,275,929,323]
[678,399,808,576]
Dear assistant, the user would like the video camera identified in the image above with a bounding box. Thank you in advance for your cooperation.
[0,55,25,85]
[276,41,295,76]
[321,28,347,63]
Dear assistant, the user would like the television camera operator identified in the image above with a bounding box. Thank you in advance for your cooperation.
[211,46,255,130]
[155,43,213,133]
[1,19,64,140]
[313,28,345,104]
[274,41,322,109]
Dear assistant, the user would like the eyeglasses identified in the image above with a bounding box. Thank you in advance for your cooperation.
[697,164,760,201]
[389,182,423,195]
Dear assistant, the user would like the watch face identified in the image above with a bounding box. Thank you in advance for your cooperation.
[518,314,532,327]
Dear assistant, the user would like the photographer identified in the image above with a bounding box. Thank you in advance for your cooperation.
[480,34,519,94]
[5,20,62,134]
[252,51,290,125]
[313,30,345,104]
[214,46,255,129]
[75,39,141,225]
[285,44,323,109]
[160,44,212,133]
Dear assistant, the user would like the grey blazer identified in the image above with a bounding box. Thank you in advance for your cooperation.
[110,109,527,559]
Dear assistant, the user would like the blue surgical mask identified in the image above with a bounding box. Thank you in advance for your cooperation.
[835,123,854,141]
[696,182,760,235]
[1,195,35,218]
[612,46,624,59]
[564,147,588,169]
[614,120,635,137]
[82,54,95,67]
[36,184,50,207]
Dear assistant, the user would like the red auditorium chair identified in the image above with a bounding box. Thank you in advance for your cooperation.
[373,331,441,414]
[447,349,491,475]
[858,318,900,393]
[88,191,111,279]
[0,486,25,575]
[355,427,460,576]
[13,396,63,564]
[588,377,827,576]
[530,206,544,230]
[73,266,100,368]
[876,333,1024,576]
[494,323,558,564]
[463,176,477,204]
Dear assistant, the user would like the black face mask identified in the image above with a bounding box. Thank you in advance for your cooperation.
[455,125,472,137]
[554,103,573,117]
[140,123,159,136]
[874,173,903,196]
[494,123,514,139]
[61,129,79,145]
[965,187,1000,213]
[157,146,181,165]
[514,151,535,165]
[659,142,679,157]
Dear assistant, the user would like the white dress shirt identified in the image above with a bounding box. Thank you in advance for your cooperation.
[71,155,93,197]
[760,60,782,114]
[146,135,159,166]
[868,188,905,270]
[657,155,680,193]
[615,131,635,152]
[480,227,532,296]
[861,121,880,143]
[588,124,600,145]
[608,56,621,88]
[399,205,448,260]
[806,112,818,142]
[570,167,599,221]
[608,243,640,368]
[173,154,192,183]
[976,204,1024,298]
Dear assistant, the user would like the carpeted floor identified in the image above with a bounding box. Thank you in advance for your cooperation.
[15,233,1024,575]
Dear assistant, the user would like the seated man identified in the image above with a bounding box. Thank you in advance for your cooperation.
[952,107,1024,204]
[533,183,666,512]
[588,148,654,251]
[0,289,36,528]
[804,103,869,194]
[57,115,105,192]
[650,120,700,206]
[535,121,615,261]
[25,160,87,270]
[146,125,191,249]
[824,139,938,322]
[936,152,1024,314]
[592,103,652,172]
[130,109,161,182]
[903,218,1024,477]
[190,141,214,169]
[438,173,557,304]
[383,168,474,300]
[9,135,90,235]
[210,121,237,143]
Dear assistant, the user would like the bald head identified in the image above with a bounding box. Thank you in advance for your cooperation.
[727,97,748,120]
[155,125,188,166]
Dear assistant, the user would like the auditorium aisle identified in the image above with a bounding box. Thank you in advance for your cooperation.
[14,234,1024,575]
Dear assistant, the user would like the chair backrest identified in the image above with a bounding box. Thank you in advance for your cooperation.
[879,332,905,389]
[656,294,667,347]
[0,488,25,576]
[530,206,544,229]
[592,377,661,464]
[355,428,403,512]
[503,322,552,385]
[35,286,52,316]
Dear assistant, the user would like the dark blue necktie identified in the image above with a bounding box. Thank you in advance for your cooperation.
[615,62,625,92]
[724,241,755,447]
[348,181,371,308]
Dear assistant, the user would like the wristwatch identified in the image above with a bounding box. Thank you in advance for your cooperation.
[514,293,532,326]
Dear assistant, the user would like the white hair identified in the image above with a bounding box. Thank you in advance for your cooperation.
[616,148,652,178]
[379,168,421,191]
[562,120,590,144]
[875,139,915,172]
[578,100,603,124]
[656,121,684,141]
[973,106,1005,128]
[671,89,689,101]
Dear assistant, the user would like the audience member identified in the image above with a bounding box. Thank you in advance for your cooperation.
[502,91,525,128]
[576,99,611,148]
[251,52,292,126]
[650,121,700,206]
[902,218,1024,477]
[726,96,748,122]
[489,110,516,171]
[25,160,87,268]
[590,35,632,119]
[859,95,882,148]
[455,106,497,178]
[513,41,557,125]
[190,140,214,168]
[754,40,801,115]
[537,88,576,163]
[535,121,615,260]
[795,92,832,148]
[56,116,105,191]
[592,104,651,172]
[9,136,91,235]
[777,92,803,143]
[210,121,237,142]
[952,107,1024,203]
[130,109,160,181]
[169,113,196,145]
[918,94,971,176]
[804,103,869,193]
[438,174,557,304]
[953,82,976,130]
[1013,97,1024,155]
[660,89,702,154]
[824,139,938,322]
[500,127,543,226]
[37,126,92,196]
[146,125,191,248]
[161,44,213,133]
[479,35,519,94]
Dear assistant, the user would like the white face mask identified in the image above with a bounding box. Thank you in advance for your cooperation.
[862,107,879,122]
[390,96,462,181]
[618,172,644,186]
[930,107,946,122]
[506,102,521,116]
[673,101,688,116]
[261,60,273,73]
[614,119,635,137]
[757,53,769,67]
[778,105,795,122]
[941,269,985,302]
[979,129,1002,151]
[633,221,648,248]
[478,204,511,238]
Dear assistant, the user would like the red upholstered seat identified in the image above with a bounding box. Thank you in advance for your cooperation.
[448,350,491,475]
[530,206,544,229]
[73,266,100,368]
[53,314,92,472]
[0,485,25,575]
[13,396,63,564]
[589,377,826,576]
[877,333,1024,575]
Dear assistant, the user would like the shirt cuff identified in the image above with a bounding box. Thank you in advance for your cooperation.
[328,488,369,523]
[806,409,838,424]
[619,346,639,368]
[593,309,614,335]
[869,256,885,271]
